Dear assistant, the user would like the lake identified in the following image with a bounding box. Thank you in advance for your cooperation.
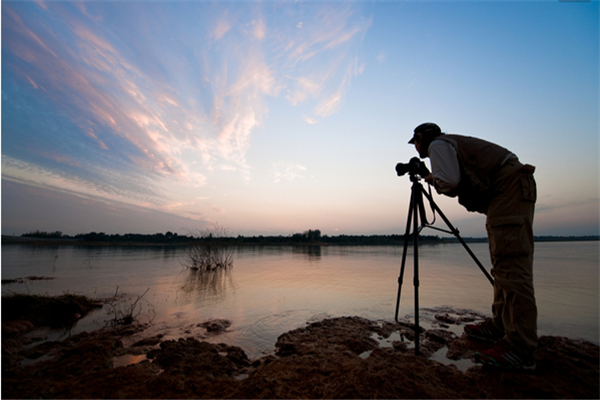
[2,241,598,359]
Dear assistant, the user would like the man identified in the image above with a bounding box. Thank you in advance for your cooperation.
[408,122,538,370]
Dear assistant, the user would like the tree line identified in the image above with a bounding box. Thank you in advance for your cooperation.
[19,229,599,245]
[21,229,444,245]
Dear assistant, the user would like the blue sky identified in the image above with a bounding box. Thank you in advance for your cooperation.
[1,0,598,237]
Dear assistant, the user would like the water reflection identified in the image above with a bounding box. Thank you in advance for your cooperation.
[180,266,235,304]
[234,245,324,260]
[159,246,179,259]
[292,245,322,260]
[2,242,598,349]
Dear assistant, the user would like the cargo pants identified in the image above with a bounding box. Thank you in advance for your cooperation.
[485,158,538,357]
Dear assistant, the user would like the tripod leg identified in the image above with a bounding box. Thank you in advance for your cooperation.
[421,188,494,285]
[394,191,415,322]
[396,180,426,356]
[413,185,422,355]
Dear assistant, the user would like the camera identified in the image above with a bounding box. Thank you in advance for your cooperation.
[395,157,430,179]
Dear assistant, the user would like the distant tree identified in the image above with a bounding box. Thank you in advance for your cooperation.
[22,230,63,239]
[302,229,321,242]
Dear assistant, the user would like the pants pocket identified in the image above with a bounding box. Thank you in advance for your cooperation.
[487,216,531,257]
[520,173,537,202]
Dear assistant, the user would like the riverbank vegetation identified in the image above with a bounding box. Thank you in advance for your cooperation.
[105,287,154,326]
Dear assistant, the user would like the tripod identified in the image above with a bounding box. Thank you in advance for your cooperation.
[394,173,495,355]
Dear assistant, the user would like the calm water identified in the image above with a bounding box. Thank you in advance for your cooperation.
[2,242,598,359]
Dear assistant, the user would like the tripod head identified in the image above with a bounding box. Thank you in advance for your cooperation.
[395,157,430,181]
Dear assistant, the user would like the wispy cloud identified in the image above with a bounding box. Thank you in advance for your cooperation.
[1,1,371,220]
[271,162,307,183]
[212,11,233,40]
[278,5,371,119]
[303,116,318,125]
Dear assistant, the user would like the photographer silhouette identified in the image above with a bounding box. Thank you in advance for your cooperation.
[408,122,538,370]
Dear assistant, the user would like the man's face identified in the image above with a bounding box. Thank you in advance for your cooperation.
[414,134,428,159]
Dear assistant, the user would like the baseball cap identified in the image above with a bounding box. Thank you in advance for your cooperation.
[408,122,442,144]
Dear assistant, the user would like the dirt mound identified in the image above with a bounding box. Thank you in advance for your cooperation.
[2,313,598,398]
[2,293,102,330]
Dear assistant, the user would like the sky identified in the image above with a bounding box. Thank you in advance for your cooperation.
[1,0,598,238]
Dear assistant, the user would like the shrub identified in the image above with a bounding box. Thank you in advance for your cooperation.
[182,226,233,272]
[105,287,154,326]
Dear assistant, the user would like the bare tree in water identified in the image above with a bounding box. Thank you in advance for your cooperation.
[183,225,233,271]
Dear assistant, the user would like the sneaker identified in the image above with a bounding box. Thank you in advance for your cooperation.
[474,339,536,370]
[464,318,504,342]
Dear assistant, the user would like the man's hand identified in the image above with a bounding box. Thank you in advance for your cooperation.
[424,173,434,185]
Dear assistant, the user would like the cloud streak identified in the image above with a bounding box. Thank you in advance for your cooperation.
[2,1,371,221]
[280,6,371,120]
[271,162,307,183]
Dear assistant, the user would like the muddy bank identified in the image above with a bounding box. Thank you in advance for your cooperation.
[2,293,102,329]
[2,299,598,399]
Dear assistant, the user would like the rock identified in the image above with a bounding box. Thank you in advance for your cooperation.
[392,340,408,351]
[435,312,459,324]
[275,316,379,357]
[446,334,488,360]
[434,308,484,325]
[198,319,231,333]
[2,320,34,335]
[131,334,163,347]
[2,312,598,399]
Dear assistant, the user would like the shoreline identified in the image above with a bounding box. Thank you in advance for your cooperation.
[2,294,598,399]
